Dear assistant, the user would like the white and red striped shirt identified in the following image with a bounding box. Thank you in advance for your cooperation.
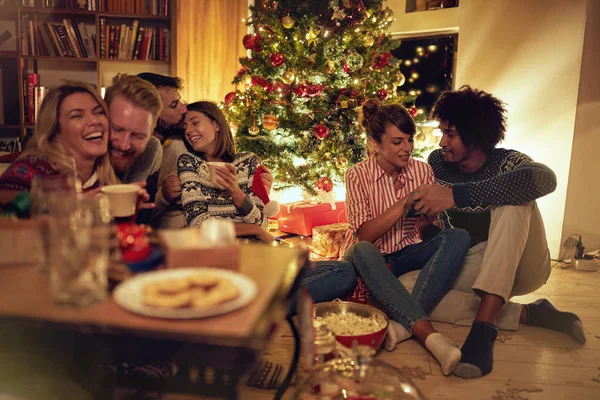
[342,155,436,255]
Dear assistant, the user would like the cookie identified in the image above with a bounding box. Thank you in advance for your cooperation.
[156,278,190,294]
[188,274,220,289]
[192,279,240,308]
[143,291,192,309]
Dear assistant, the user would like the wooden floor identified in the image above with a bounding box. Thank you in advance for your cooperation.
[239,265,600,400]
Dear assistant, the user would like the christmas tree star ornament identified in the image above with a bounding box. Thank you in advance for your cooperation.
[332,6,346,21]
[306,26,321,46]
[252,166,280,217]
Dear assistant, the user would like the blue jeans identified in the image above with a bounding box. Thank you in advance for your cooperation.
[289,260,358,315]
[343,229,470,331]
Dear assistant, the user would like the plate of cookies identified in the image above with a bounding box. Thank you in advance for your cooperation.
[113,267,258,319]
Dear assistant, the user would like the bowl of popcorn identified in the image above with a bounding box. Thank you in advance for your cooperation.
[313,301,389,350]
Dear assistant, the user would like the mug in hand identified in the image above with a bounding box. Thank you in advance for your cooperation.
[101,184,139,217]
[206,161,228,189]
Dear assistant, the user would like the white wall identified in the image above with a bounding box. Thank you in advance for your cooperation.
[561,0,600,253]
[388,0,589,257]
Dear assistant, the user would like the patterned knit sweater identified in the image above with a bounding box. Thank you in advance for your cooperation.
[178,151,267,228]
[428,148,557,247]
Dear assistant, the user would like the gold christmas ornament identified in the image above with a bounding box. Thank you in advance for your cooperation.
[363,34,375,47]
[341,100,348,109]
[281,70,295,84]
[394,71,406,87]
[248,125,260,136]
[382,7,394,22]
[335,156,348,169]
[282,15,295,29]
[324,152,332,159]
[262,114,280,130]
[241,74,252,85]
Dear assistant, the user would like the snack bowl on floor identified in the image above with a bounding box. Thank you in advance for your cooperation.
[313,301,389,350]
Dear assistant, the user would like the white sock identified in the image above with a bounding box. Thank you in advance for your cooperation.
[383,320,412,351]
[425,333,461,376]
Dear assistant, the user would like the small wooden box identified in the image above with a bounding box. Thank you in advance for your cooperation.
[158,228,240,270]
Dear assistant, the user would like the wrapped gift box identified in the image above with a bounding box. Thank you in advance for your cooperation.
[158,228,240,270]
[276,201,347,236]
[310,223,352,260]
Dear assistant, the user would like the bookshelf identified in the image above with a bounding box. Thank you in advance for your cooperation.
[0,0,175,145]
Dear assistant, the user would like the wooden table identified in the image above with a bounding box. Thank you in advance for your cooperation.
[0,244,303,399]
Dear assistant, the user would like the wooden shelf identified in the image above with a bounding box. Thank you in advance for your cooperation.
[21,56,98,62]
[12,2,174,146]
[98,12,170,21]
[0,51,18,59]
[98,58,170,64]
[18,7,97,17]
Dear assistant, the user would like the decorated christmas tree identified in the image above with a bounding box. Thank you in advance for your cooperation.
[223,0,426,194]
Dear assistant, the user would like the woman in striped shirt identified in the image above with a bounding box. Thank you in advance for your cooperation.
[343,99,470,376]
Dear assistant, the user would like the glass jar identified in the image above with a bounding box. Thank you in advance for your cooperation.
[295,346,424,400]
[313,321,338,364]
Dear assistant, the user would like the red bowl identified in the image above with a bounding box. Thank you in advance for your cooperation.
[313,301,389,350]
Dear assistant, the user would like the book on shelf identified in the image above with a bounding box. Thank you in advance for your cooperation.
[100,18,169,61]
[26,73,39,125]
[20,15,96,59]
[0,137,22,153]
[20,0,68,7]
[101,0,169,16]
[34,86,47,124]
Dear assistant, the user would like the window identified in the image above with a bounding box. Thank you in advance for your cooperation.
[391,34,457,118]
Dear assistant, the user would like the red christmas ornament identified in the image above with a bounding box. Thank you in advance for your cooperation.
[293,84,308,97]
[373,51,392,69]
[314,124,329,140]
[409,106,418,117]
[242,33,263,51]
[270,53,285,67]
[306,83,323,97]
[377,88,389,100]
[251,76,273,92]
[224,92,237,106]
[272,81,289,93]
[316,177,334,193]
[342,61,351,74]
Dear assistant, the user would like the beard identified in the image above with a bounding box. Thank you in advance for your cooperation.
[156,116,183,131]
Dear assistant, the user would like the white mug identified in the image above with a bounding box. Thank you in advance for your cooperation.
[101,184,139,217]
[206,161,228,189]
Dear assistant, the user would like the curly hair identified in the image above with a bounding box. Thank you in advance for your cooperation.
[360,98,416,143]
[430,85,507,153]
